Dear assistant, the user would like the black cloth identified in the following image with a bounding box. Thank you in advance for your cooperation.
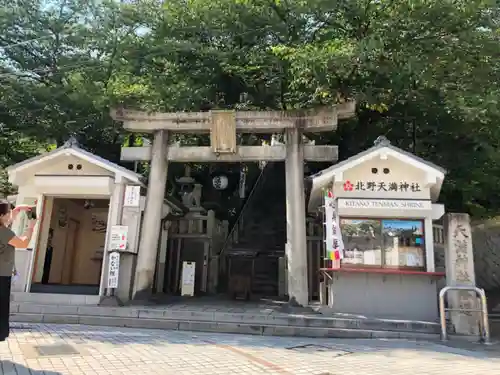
[0,276,11,341]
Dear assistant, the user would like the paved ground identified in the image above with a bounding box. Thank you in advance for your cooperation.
[1,324,499,375]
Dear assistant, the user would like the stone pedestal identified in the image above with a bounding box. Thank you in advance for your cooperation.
[444,213,480,335]
[115,205,142,302]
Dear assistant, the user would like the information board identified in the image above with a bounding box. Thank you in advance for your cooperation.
[109,225,128,251]
[180,261,196,296]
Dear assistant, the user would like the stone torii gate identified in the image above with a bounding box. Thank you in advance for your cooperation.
[111,102,355,305]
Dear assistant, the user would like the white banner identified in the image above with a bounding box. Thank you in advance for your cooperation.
[324,192,335,253]
[107,252,120,289]
[324,191,344,260]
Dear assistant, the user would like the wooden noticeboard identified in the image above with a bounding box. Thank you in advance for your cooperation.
[210,110,236,154]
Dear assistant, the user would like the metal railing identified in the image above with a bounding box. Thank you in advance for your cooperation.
[439,286,490,344]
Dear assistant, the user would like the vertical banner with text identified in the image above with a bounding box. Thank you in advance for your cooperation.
[107,252,120,289]
[324,190,344,261]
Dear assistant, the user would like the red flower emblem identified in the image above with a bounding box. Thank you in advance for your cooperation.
[327,190,334,198]
[343,180,353,191]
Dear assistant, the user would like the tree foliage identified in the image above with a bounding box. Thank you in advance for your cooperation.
[0,0,499,216]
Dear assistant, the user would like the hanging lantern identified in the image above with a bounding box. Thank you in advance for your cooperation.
[212,175,229,190]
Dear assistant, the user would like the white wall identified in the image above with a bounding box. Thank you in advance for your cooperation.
[330,273,439,321]
[333,155,430,200]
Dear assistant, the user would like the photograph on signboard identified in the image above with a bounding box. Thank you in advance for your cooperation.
[339,218,425,269]
[382,219,424,268]
[340,219,382,266]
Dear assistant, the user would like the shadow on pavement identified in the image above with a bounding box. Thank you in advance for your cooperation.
[1,360,62,374]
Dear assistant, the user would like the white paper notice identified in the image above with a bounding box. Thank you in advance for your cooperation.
[406,253,419,267]
[181,261,196,296]
[364,250,376,265]
[124,185,141,207]
[109,226,128,251]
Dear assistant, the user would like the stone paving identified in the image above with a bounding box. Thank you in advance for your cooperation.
[1,324,499,375]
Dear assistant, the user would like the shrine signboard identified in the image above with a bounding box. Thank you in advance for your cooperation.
[342,180,422,193]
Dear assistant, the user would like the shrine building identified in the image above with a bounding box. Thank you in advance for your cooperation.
[307,136,447,321]
[5,106,464,324]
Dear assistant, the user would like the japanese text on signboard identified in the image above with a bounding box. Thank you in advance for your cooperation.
[109,225,128,251]
[124,185,141,207]
[343,180,421,193]
[107,252,120,289]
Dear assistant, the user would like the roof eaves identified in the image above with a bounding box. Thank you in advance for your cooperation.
[307,140,446,181]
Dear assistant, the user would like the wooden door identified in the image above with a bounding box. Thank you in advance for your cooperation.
[61,219,79,284]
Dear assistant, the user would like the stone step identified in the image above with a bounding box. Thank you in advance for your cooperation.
[10,302,441,339]
[11,313,440,340]
[253,274,278,281]
[232,241,284,249]
[228,247,284,256]
[11,292,99,305]
[240,231,285,239]
[237,230,280,239]
[232,241,284,248]
[252,287,278,296]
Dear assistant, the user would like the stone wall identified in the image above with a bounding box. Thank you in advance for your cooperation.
[471,218,500,291]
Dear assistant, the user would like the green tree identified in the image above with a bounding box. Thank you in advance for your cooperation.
[0,0,499,216]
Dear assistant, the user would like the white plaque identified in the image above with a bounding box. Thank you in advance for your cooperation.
[181,261,196,296]
[123,185,141,207]
[406,253,419,267]
[107,252,120,289]
[109,225,128,251]
[338,198,432,211]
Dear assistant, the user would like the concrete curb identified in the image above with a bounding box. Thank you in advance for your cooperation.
[9,302,441,334]
[11,312,440,340]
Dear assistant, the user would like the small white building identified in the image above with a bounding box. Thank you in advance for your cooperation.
[6,138,183,303]
[307,136,447,321]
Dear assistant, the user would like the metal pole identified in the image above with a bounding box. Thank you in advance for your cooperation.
[479,288,491,344]
[439,287,448,341]
[438,285,491,344]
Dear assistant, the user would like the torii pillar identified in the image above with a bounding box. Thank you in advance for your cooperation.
[111,103,356,305]
[285,127,308,305]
